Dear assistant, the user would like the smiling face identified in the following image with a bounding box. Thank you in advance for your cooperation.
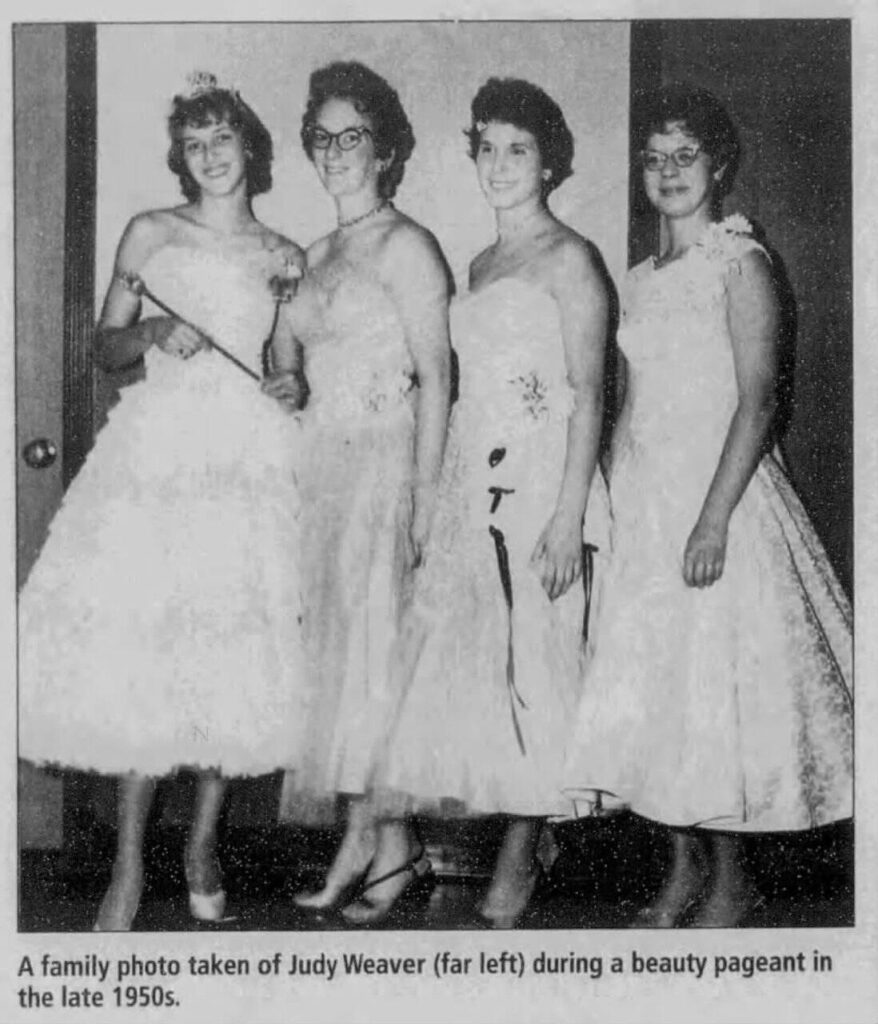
[309,96,381,200]
[474,120,546,211]
[642,122,721,221]
[181,119,247,199]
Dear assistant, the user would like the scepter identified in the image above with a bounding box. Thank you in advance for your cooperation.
[119,271,263,382]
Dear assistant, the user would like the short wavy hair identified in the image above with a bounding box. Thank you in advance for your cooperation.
[466,77,574,198]
[300,61,415,200]
[167,88,273,203]
[638,83,741,198]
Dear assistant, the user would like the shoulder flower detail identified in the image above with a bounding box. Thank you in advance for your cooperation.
[723,213,753,236]
[696,215,754,262]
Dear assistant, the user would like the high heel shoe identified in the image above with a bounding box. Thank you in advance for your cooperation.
[292,863,373,919]
[188,889,228,923]
[184,848,231,924]
[340,849,435,927]
[292,847,376,918]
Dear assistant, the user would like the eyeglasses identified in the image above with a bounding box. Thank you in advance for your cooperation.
[640,146,702,172]
[307,125,373,151]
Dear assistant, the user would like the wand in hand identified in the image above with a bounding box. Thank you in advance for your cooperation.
[119,271,261,382]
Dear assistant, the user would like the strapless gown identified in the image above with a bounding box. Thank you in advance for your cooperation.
[278,259,419,821]
[19,245,306,776]
[374,278,611,816]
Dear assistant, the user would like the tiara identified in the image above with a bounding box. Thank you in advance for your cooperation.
[181,70,238,100]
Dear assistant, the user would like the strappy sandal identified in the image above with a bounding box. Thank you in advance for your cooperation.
[340,848,435,927]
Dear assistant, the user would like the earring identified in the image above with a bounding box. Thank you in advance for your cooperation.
[542,169,552,181]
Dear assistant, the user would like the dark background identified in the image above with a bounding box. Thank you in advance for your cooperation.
[629,19,852,594]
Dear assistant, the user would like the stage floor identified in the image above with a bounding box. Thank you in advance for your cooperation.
[19,812,852,932]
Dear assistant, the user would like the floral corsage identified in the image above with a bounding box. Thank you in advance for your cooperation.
[695,214,754,262]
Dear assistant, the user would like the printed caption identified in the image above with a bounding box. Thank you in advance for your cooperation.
[14,947,835,1010]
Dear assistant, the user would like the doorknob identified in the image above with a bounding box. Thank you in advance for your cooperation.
[22,438,58,469]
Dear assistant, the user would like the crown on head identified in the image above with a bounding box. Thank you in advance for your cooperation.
[182,70,238,100]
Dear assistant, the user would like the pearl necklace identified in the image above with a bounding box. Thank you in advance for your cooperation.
[337,200,391,230]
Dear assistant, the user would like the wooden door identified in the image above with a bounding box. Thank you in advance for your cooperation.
[16,24,97,849]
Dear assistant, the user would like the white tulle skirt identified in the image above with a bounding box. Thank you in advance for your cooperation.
[19,353,307,777]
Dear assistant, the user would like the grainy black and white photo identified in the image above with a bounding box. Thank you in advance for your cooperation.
[10,13,868,1024]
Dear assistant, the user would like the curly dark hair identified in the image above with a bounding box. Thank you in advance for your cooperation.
[638,83,741,199]
[466,77,574,199]
[300,61,415,200]
[167,88,273,203]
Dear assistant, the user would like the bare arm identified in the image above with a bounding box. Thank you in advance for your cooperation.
[95,214,202,370]
[382,224,452,564]
[683,249,779,587]
[532,240,609,600]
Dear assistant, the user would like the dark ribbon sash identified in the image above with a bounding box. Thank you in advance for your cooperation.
[488,523,529,756]
[487,445,599,756]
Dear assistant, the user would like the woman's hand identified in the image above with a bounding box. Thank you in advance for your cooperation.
[155,319,209,360]
[531,514,583,601]
[261,370,308,413]
[683,517,728,588]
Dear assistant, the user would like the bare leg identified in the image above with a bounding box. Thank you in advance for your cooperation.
[634,828,708,928]
[690,833,762,927]
[340,818,430,925]
[479,817,542,929]
[184,771,228,910]
[94,773,155,931]
[293,795,377,911]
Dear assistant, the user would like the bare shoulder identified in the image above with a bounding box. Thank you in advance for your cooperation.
[532,225,610,338]
[378,212,450,288]
[382,212,445,266]
[726,246,777,314]
[734,244,773,282]
[115,209,179,270]
[547,225,604,286]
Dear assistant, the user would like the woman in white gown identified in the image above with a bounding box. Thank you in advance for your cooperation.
[339,78,612,928]
[273,62,452,916]
[564,84,853,927]
[19,75,307,930]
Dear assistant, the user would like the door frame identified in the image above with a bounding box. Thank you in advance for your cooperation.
[16,23,97,852]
